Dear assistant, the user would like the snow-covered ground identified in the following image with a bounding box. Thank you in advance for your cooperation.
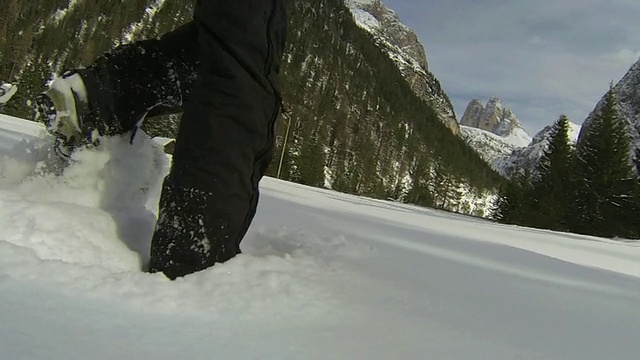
[1,114,639,359]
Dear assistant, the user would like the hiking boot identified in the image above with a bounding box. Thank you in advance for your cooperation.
[0,82,17,106]
[35,73,95,153]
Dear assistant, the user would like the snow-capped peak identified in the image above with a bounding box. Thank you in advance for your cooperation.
[460,97,532,148]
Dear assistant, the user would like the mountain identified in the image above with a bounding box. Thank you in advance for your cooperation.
[0,0,502,216]
[492,58,640,179]
[460,97,532,147]
[345,0,460,134]
[579,58,640,159]
[459,126,526,169]
[458,97,587,177]
[496,120,581,177]
[458,98,532,172]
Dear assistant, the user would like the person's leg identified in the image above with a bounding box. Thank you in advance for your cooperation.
[38,22,199,147]
[148,0,287,279]
[78,22,199,136]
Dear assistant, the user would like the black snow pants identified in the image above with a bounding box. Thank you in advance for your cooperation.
[78,0,287,279]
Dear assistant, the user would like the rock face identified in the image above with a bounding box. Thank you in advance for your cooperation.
[345,0,460,134]
[580,59,640,158]
[460,97,531,147]
[460,100,485,128]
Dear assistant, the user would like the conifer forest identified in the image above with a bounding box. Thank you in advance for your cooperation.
[493,91,640,239]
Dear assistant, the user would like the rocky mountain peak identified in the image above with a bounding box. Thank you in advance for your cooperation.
[460,97,529,142]
[486,96,502,107]
[461,99,485,125]
[345,0,459,134]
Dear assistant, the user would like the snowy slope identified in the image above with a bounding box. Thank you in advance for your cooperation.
[503,126,534,148]
[460,125,528,167]
[459,125,534,174]
[1,114,640,359]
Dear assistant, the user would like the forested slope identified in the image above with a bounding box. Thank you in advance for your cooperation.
[0,0,503,215]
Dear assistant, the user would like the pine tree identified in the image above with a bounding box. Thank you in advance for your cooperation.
[491,180,518,223]
[405,151,435,207]
[295,138,326,187]
[574,89,636,238]
[530,115,576,231]
[493,168,533,225]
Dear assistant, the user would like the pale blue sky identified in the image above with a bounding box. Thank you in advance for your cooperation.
[382,0,640,134]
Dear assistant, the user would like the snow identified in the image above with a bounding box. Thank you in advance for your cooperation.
[502,126,533,148]
[568,121,582,143]
[460,125,528,169]
[349,7,381,32]
[1,113,640,359]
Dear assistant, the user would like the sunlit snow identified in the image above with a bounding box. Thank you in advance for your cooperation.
[0,114,639,359]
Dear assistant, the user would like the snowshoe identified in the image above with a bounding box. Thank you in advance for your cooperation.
[34,73,97,158]
[0,82,18,107]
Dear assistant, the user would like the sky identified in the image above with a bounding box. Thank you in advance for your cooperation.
[382,0,640,134]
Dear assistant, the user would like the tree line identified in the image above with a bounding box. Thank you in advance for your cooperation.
[493,90,640,239]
